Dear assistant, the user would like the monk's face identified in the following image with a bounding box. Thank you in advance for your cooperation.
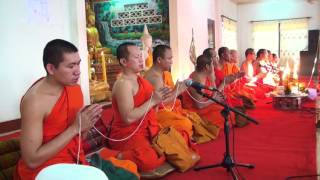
[248,51,256,61]
[158,49,173,71]
[221,48,230,62]
[207,61,214,74]
[210,49,218,66]
[258,50,267,61]
[230,51,238,64]
[51,52,81,85]
[126,46,144,73]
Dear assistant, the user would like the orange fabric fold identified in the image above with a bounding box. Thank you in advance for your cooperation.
[156,71,193,137]
[182,74,235,129]
[109,76,165,172]
[15,83,87,180]
[223,62,240,76]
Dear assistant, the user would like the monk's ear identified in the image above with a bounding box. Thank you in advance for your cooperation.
[119,58,127,66]
[46,63,56,75]
[205,64,210,70]
[157,57,161,64]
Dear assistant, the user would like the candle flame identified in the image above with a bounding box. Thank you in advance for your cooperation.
[292,60,299,80]
[282,61,291,80]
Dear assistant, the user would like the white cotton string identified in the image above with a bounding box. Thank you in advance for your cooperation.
[77,114,82,164]
[92,92,153,142]
[306,46,319,88]
[186,89,208,103]
[160,83,180,111]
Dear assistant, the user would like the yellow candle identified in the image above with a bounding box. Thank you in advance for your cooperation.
[100,52,107,83]
[88,53,91,80]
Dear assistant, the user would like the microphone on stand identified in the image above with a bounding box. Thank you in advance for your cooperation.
[185,79,219,92]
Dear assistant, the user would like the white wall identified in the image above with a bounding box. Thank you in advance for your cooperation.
[169,0,217,82]
[0,0,89,122]
[238,0,320,61]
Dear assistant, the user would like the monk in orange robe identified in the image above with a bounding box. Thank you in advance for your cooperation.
[216,47,256,108]
[108,43,174,173]
[144,45,193,137]
[182,55,235,129]
[203,48,244,108]
[15,39,102,180]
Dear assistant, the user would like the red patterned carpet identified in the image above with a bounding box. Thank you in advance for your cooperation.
[162,98,317,180]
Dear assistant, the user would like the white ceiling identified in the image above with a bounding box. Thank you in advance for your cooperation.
[230,0,319,4]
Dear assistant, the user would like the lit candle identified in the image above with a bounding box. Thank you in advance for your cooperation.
[100,51,107,83]
[88,53,91,80]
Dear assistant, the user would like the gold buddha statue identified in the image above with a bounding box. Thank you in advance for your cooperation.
[86,2,111,102]
[86,3,111,56]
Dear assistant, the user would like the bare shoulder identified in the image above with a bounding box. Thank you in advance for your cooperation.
[192,73,204,84]
[21,83,60,122]
[144,71,163,89]
[21,90,47,123]
[112,78,132,95]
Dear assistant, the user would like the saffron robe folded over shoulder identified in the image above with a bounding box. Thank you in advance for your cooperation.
[156,71,193,137]
[215,67,256,106]
[182,73,235,129]
[223,62,240,76]
[15,80,87,180]
[158,71,219,143]
[109,76,165,172]
[215,67,243,107]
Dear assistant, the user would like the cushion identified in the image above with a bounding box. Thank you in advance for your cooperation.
[0,139,20,180]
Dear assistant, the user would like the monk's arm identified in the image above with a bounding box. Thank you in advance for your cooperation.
[114,81,166,124]
[188,87,215,109]
[145,75,179,104]
[145,75,164,91]
[20,98,102,169]
[20,98,78,169]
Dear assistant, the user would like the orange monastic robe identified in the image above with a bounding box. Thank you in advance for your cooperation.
[109,76,165,172]
[156,71,193,137]
[15,82,87,180]
[220,64,257,105]
[182,73,235,129]
[223,62,240,76]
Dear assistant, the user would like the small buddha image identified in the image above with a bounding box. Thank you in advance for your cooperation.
[140,24,153,70]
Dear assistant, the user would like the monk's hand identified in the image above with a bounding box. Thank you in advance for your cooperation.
[213,92,225,103]
[175,80,188,94]
[224,75,236,85]
[237,71,246,78]
[152,87,172,105]
[74,104,103,133]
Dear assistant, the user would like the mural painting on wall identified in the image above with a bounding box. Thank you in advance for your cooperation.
[86,0,169,103]
[93,0,170,54]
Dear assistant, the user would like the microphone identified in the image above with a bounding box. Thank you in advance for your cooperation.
[185,79,219,92]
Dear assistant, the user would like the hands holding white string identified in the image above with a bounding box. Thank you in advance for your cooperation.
[152,86,173,105]
[175,80,188,94]
[73,104,103,133]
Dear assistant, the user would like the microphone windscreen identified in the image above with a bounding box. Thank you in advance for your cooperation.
[185,79,193,87]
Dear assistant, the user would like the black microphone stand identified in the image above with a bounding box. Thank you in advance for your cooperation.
[194,90,259,180]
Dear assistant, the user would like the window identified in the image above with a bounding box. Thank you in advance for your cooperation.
[252,18,308,66]
[252,21,279,57]
[280,19,308,66]
[221,16,237,50]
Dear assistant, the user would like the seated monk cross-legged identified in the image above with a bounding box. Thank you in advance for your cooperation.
[182,54,237,129]
[108,43,199,178]
[15,39,103,180]
[144,45,220,144]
